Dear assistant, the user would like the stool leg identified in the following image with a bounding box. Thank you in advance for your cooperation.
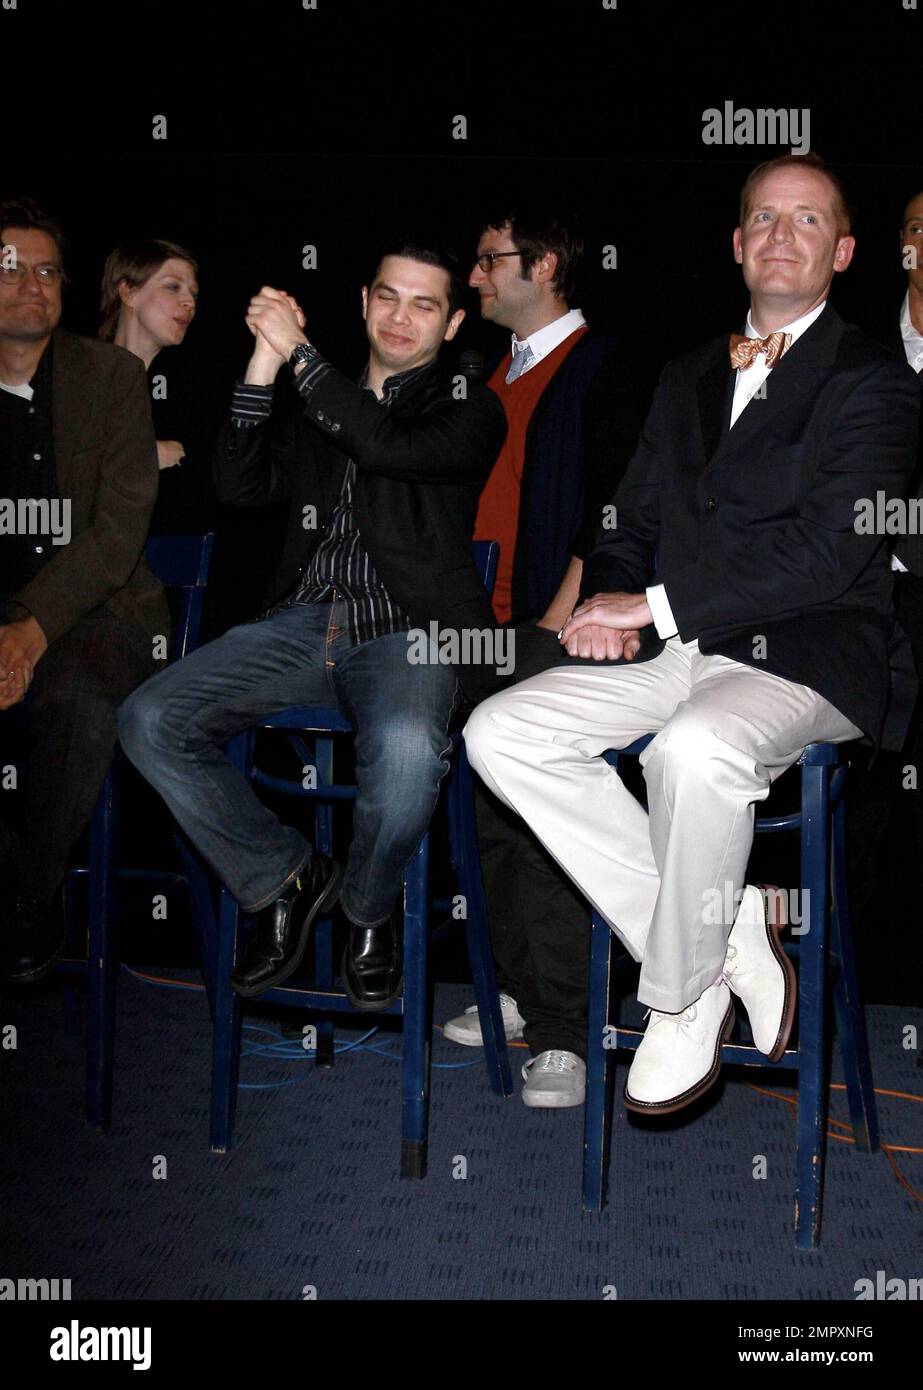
[401,836,431,1179]
[448,741,513,1097]
[796,762,831,1249]
[583,910,615,1211]
[830,795,879,1152]
[312,735,335,1069]
[174,830,219,1021]
[209,731,250,1153]
[61,869,82,1037]
[210,888,242,1152]
[86,764,119,1129]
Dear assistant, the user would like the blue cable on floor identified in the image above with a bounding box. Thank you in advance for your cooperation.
[120,965,487,1088]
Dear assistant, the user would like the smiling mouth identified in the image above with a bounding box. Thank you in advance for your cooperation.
[381,330,412,344]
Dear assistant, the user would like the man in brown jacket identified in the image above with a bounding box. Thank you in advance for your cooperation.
[0,197,169,982]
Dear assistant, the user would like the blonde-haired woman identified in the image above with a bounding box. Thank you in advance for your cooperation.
[100,239,212,531]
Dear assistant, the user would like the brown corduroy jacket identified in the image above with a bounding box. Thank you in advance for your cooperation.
[10,329,169,650]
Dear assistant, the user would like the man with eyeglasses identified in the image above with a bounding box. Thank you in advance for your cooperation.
[442,209,648,1107]
[0,196,168,983]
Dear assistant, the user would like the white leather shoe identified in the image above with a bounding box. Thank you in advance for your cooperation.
[723,884,796,1062]
[521,1050,586,1107]
[624,978,733,1114]
[443,993,526,1046]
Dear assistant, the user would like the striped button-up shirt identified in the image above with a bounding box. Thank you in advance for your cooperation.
[231,355,432,645]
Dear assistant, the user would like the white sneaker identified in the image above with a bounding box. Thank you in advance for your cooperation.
[624,978,733,1114]
[443,993,526,1047]
[723,884,796,1062]
[521,1050,586,1108]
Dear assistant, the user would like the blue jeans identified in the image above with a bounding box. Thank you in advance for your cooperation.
[118,601,458,922]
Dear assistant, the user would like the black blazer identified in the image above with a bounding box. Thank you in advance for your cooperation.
[885,309,923,578]
[582,304,921,748]
[215,359,508,702]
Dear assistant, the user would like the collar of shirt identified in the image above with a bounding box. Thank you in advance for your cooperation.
[0,337,51,403]
[744,298,827,347]
[900,291,923,371]
[360,357,436,404]
[0,380,33,400]
[729,301,827,430]
[510,307,586,366]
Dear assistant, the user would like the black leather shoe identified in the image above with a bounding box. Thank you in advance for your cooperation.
[341,905,404,1011]
[1,894,67,984]
[231,853,343,997]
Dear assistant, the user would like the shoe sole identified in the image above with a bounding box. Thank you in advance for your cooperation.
[623,997,735,1116]
[521,1086,585,1108]
[443,1019,525,1047]
[755,883,798,1064]
[231,861,344,998]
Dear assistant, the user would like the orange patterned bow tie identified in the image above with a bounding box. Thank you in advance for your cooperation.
[729,331,792,370]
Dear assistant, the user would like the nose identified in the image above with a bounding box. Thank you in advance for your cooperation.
[20,267,44,295]
[469,261,487,287]
[388,298,411,324]
[769,215,795,244]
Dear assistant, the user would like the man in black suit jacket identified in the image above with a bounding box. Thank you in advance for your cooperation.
[119,241,507,1008]
[465,156,920,1115]
[0,198,168,983]
[848,190,923,995]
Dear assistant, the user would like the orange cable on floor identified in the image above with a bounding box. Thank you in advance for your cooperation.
[744,1080,923,1201]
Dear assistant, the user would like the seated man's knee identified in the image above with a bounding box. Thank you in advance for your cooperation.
[645,706,745,783]
[117,678,170,762]
[462,693,508,776]
[373,717,451,786]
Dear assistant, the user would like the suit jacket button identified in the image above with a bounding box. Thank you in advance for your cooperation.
[704,496,717,512]
[331,423,340,432]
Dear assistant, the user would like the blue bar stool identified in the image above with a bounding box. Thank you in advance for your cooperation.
[57,532,215,1129]
[207,540,513,1177]
[582,737,878,1249]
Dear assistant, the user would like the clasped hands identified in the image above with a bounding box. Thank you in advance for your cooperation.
[245,285,309,366]
[558,592,653,661]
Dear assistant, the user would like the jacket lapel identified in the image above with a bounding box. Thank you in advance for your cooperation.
[696,346,734,463]
[708,303,846,466]
[50,331,95,498]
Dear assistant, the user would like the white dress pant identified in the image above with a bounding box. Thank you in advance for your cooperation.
[464,637,860,1013]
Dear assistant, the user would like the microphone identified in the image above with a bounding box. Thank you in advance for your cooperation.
[459,349,485,382]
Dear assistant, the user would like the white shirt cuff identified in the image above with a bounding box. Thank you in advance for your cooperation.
[646,583,679,639]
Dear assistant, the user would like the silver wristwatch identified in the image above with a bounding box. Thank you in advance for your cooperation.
[289,341,318,372]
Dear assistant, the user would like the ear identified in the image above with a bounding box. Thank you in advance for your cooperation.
[732,228,743,264]
[117,279,134,308]
[833,235,856,274]
[533,250,559,287]
[361,285,369,321]
[442,307,465,344]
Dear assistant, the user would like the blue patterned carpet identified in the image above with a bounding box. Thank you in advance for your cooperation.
[2,969,920,1301]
